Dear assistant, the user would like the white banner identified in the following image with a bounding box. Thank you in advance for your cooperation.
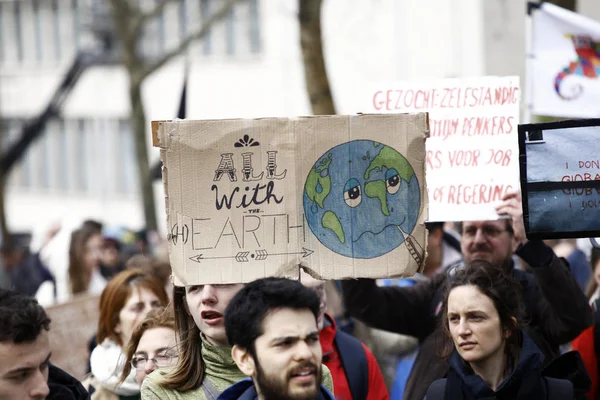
[367,76,520,222]
[531,3,600,118]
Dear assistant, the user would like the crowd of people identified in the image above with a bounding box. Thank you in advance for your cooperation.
[1,190,599,399]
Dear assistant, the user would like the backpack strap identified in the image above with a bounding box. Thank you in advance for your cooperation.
[545,377,574,400]
[425,379,447,400]
[593,299,600,369]
[201,378,219,400]
[334,329,369,400]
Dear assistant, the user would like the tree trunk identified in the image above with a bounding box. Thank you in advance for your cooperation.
[0,129,9,241]
[546,0,576,11]
[299,0,336,115]
[130,81,158,231]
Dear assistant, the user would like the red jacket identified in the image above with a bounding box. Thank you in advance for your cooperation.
[571,324,597,400]
[319,313,389,400]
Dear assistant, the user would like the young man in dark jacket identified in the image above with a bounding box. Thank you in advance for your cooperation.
[341,191,593,400]
[219,277,335,400]
[0,288,89,400]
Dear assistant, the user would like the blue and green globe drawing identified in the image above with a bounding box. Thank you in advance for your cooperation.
[303,140,421,259]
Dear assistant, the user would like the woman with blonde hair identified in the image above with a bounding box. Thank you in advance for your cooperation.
[121,306,178,385]
[85,269,168,400]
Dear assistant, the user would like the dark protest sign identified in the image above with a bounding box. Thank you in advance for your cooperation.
[153,114,428,285]
[519,119,600,239]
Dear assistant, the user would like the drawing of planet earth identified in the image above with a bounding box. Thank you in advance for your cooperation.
[303,140,421,259]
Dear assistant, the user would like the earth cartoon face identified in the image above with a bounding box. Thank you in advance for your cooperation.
[303,140,421,259]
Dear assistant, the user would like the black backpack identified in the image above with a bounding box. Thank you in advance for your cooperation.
[332,329,369,400]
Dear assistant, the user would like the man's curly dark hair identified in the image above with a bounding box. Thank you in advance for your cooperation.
[0,289,51,343]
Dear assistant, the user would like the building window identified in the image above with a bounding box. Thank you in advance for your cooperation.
[75,119,89,192]
[72,0,80,51]
[199,0,212,56]
[0,4,3,63]
[4,119,31,188]
[196,0,261,57]
[36,130,51,189]
[52,0,61,61]
[249,0,260,53]
[118,120,137,195]
[226,8,234,55]
[157,3,166,53]
[55,120,69,190]
[32,0,43,63]
[14,2,23,62]
[179,0,187,40]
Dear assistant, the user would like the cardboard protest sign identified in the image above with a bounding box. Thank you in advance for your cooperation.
[153,114,428,285]
[45,294,99,379]
[519,119,600,239]
[367,76,520,222]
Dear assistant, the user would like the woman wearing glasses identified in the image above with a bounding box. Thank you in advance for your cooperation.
[84,269,169,400]
[121,307,178,385]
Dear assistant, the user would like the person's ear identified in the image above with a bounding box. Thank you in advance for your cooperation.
[181,292,191,317]
[504,317,517,339]
[232,345,255,377]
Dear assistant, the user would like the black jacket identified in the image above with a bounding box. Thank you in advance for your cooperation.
[427,332,590,399]
[341,240,593,400]
[442,331,547,399]
[48,364,90,400]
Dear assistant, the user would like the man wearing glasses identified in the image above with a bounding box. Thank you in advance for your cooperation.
[341,191,592,400]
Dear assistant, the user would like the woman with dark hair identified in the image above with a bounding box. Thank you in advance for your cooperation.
[426,261,586,400]
[69,224,106,296]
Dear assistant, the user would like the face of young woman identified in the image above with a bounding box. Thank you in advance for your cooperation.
[116,288,162,345]
[447,285,508,364]
[185,284,244,346]
[83,233,104,274]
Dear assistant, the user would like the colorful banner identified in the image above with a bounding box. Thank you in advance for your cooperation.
[530,2,600,118]
[367,76,520,222]
[153,114,428,285]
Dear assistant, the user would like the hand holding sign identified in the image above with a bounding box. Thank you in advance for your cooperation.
[495,190,527,246]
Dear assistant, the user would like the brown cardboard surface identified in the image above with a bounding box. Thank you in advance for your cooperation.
[155,114,428,285]
[45,294,100,379]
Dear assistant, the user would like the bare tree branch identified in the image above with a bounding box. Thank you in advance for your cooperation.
[132,0,175,38]
[138,0,241,82]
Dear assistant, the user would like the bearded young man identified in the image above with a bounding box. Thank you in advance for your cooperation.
[218,277,335,400]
